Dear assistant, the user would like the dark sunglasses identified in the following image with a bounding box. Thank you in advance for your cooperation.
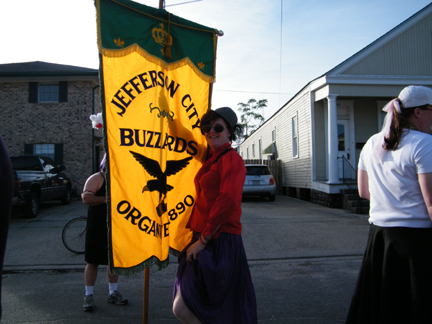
[201,124,226,133]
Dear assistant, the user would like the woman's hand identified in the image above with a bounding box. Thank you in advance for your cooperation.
[186,240,206,263]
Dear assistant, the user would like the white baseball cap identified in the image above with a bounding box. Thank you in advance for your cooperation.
[398,85,432,108]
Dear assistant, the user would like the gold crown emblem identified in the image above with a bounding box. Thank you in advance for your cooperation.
[152,23,172,47]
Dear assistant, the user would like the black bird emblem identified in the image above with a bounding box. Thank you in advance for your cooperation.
[130,151,193,216]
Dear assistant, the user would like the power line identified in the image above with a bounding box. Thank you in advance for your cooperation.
[279,0,283,108]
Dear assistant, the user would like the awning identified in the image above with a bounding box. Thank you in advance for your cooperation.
[262,143,275,154]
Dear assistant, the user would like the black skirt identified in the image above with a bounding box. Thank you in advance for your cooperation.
[347,224,432,323]
[85,203,108,265]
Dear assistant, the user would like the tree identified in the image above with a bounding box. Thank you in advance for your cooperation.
[237,98,267,141]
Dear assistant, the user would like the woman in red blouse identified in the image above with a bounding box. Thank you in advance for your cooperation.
[173,107,257,324]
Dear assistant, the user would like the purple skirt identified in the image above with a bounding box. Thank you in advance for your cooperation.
[174,232,257,324]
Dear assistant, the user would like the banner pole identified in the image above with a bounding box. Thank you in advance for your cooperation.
[142,267,150,324]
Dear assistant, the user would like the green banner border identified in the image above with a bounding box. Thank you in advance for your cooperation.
[96,0,221,83]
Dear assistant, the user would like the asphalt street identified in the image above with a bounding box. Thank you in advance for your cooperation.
[2,195,370,324]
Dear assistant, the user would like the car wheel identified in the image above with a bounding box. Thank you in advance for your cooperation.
[269,195,276,202]
[61,186,72,205]
[23,192,39,218]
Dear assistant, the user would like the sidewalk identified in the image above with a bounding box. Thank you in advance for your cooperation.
[2,195,370,323]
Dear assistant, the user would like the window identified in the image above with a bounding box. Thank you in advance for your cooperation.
[246,147,249,159]
[258,139,262,160]
[338,124,345,151]
[39,83,59,102]
[245,165,271,176]
[34,144,55,160]
[292,114,298,158]
[377,100,388,131]
[252,144,255,157]
[29,81,68,103]
[271,129,276,142]
[24,143,63,165]
[10,156,40,171]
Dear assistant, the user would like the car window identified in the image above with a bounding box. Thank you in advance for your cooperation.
[246,166,271,176]
[10,157,41,171]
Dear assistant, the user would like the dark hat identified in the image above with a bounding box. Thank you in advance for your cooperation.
[214,107,238,128]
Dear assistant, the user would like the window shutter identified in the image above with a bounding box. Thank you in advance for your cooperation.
[59,81,68,102]
[29,82,38,103]
[24,144,33,155]
[54,143,64,165]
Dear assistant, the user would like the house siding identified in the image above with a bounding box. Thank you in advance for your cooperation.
[238,4,432,208]
[281,92,311,189]
[0,80,101,193]
[238,90,312,191]
[342,13,432,76]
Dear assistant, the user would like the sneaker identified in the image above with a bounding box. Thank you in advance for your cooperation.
[107,290,128,305]
[83,294,95,312]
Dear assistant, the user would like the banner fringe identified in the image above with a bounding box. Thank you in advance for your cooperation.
[99,44,214,84]
[109,247,182,276]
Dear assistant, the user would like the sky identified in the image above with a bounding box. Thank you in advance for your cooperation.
[1,0,431,121]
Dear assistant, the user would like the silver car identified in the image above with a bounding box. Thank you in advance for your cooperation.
[242,164,276,201]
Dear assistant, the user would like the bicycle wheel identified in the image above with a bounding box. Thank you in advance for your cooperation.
[62,217,87,254]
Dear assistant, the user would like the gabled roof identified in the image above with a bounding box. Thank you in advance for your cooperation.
[0,61,98,77]
[325,2,432,78]
[241,2,432,144]
[282,1,432,111]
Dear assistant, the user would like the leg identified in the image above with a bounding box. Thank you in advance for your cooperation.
[107,267,119,284]
[172,285,202,324]
[83,263,98,311]
[84,263,99,286]
[106,268,128,305]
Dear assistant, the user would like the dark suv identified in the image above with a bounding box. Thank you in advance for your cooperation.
[11,155,72,218]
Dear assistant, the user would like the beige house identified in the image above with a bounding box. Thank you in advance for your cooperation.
[238,3,432,208]
[0,61,103,194]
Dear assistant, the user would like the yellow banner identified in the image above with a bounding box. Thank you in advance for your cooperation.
[102,51,209,273]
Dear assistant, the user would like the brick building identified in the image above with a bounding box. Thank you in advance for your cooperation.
[0,61,104,195]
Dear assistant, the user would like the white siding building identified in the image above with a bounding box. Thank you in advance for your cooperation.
[238,3,432,208]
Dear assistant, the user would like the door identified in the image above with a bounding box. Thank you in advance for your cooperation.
[337,120,353,180]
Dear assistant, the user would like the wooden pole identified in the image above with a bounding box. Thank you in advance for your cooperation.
[144,1,164,322]
[142,267,150,324]
[143,1,162,321]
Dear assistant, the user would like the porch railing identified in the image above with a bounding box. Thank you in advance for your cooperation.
[338,155,357,186]
[338,155,367,213]
[338,156,365,213]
